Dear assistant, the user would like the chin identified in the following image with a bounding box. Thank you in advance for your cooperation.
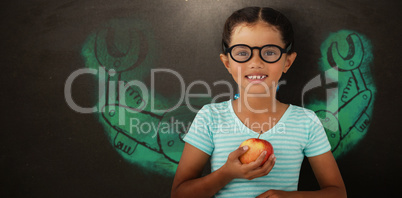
[242,84,276,95]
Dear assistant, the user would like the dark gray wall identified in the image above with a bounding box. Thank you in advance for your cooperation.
[2,0,402,197]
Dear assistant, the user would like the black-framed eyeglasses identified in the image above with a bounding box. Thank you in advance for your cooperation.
[224,44,292,63]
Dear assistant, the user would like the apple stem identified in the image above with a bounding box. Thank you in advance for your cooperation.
[257,131,262,139]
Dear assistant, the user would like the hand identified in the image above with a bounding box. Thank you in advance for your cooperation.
[256,189,291,198]
[221,146,276,180]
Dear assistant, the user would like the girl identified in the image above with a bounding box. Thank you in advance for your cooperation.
[171,7,346,198]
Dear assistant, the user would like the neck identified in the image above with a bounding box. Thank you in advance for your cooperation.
[235,90,280,115]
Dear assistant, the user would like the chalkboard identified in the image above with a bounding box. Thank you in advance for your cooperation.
[2,0,402,197]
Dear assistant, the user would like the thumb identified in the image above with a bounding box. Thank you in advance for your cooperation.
[230,145,249,158]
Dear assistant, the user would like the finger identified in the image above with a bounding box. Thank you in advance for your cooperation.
[261,153,276,169]
[248,154,276,179]
[255,154,276,178]
[242,151,268,179]
[256,190,272,198]
[229,146,249,160]
[257,190,276,198]
[246,150,267,169]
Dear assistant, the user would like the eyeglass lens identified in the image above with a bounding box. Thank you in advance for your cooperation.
[231,45,282,63]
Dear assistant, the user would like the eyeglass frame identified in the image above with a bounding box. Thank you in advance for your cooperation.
[224,43,292,63]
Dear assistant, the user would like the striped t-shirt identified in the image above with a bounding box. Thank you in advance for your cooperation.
[183,100,331,198]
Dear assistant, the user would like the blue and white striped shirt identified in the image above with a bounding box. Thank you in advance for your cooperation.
[183,100,331,197]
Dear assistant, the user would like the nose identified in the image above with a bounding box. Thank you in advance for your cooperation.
[247,49,264,69]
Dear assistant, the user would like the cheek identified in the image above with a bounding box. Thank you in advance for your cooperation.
[272,62,287,73]
[230,63,244,76]
[266,64,286,82]
[229,66,246,84]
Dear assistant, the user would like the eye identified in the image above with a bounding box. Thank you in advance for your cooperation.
[236,51,249,56]
[263,51,276,56]
[232,46,251,58]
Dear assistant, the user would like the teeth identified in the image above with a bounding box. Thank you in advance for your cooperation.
[247,75,267,80]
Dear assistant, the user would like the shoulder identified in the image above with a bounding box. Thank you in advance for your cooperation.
[194,100,233,125]
[287,104,322,127]
[202,100,231,111]
[198,100,232,116]
[289,105,319,120]
[289,104,314,115]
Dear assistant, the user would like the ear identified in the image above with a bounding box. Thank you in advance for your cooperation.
[220,53,232,73]
[283,52,297,73]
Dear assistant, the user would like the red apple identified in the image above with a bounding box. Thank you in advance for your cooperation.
[239,134,273,166]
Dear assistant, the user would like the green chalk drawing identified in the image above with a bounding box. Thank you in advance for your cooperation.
[81,18,210,176]
[80,19,371,176]
[305,30,375,158]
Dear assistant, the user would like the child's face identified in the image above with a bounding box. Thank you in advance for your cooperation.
[220,22,297,96]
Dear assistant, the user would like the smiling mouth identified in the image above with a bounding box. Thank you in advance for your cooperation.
[245,75,268,80]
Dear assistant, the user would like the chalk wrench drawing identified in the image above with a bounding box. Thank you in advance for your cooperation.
[317,33,372,151]
[101,103,197,163]
[95,24,149,158]
[82,18,205,174]
[304,30,375,157]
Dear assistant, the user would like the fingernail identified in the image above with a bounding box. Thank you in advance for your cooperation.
[271,154,275,159]
[262,151,267,155]
[243,146,249,150]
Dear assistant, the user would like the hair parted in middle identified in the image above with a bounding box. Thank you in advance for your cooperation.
[221,7,295,54]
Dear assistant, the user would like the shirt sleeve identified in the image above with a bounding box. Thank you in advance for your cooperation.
[303,113,331,157]
[183,105,214,155]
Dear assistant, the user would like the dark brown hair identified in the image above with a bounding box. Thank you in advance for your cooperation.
[222,7,294,54]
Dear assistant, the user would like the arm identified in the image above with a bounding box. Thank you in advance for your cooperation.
[171,143,230,198]
[257,151,347,198]
[171,143,276,198]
